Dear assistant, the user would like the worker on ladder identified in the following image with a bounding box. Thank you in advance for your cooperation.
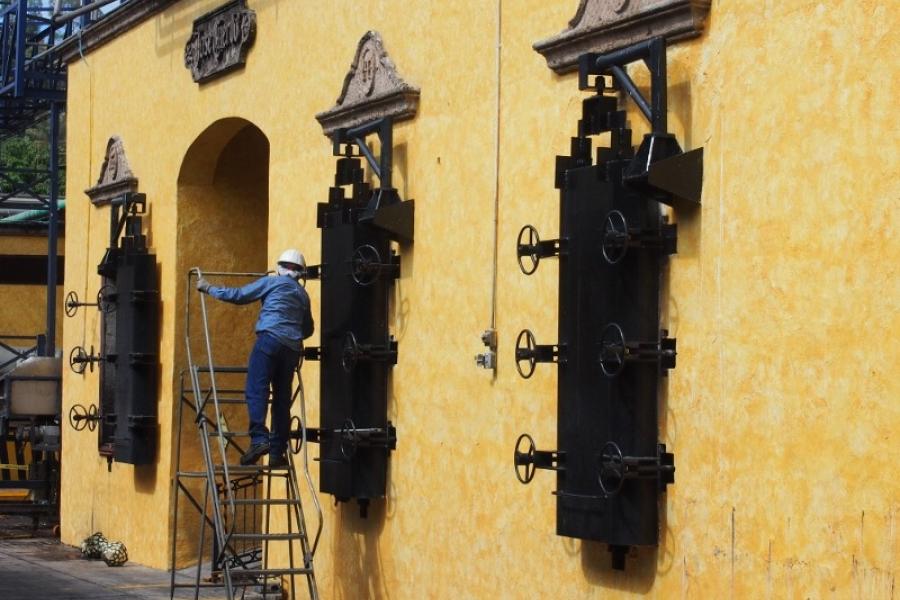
[196,249,314,467]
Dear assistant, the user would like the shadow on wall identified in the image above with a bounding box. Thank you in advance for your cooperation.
[152,0,293,58]
[330,499,393,600]
[581,496,676,595]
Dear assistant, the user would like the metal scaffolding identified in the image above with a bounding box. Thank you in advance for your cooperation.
[0,0,133,525]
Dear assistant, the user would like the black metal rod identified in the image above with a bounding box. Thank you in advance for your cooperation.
[44,101,60,356]
[14,0,26,97]
[593,38,655,72]
[647,37,667,133]
[610,65,651,124]
[51,0,119,25]
[345,118,386,139]
[379,118,392,189]
[353,137,382,180]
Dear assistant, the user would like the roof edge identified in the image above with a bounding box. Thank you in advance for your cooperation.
[58,0,181,64]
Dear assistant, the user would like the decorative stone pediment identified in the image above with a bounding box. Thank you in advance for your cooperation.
[316,31,420,137]
[534,0,711,74]
[86,136,138,206]
[184,0,256,84]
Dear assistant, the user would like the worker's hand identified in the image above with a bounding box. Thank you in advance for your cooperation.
[196,277,211,294]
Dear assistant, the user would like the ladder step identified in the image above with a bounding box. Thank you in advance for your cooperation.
[231,533,306,542]
[176,464,291,478]
[230,567,314,578]
[208,431,251,437]
[196,366,249,373]
[208,397,248,404]
[231,498,300,506]
[216,465,291,474]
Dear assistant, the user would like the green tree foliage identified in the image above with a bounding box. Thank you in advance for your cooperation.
[0,115,66,199]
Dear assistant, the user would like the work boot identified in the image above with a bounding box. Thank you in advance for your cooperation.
[240,442,270,465]
[268,453,288,469]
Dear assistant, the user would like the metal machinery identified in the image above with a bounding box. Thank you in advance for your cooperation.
[512,37,703,570]
[172,271,322,599]
[0,333,59,524]
[0,1,134,523]
[302,116,413,517]
[66,192,160,466]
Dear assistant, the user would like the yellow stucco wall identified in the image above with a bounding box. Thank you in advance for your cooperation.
[0,233,63,344]
[60,0,899,596]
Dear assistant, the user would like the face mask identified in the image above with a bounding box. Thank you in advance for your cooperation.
[276,264,301,280]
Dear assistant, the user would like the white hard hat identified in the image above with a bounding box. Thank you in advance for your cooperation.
[277,248,305,269]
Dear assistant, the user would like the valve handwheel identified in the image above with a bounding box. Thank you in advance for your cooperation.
[599,322,627,378]
[516,225,541,275]
[598,441,625,497]
[601,210,629,265]
[350,244,382,286]
[339,418,359,461]
[514,433,537,484]
[514,329,538,379]
[341,331,360,373]
[68,346,88,375]
[87,404,98,431]
[68,403,98,432]
[64,291,79,318]
[68,404,88,431]
[289,415,303,454]
[97,285,116,313]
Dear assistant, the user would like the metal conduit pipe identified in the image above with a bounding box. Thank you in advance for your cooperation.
[0,199,65,222]
[52,0,122,24]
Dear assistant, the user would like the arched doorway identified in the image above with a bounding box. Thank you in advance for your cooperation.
[177,118,269,275]
[172,118,270,568]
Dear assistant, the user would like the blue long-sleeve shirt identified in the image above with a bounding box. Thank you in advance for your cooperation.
[207,275,314,351]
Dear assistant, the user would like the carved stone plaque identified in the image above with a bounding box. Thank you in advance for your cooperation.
[534,0,711,73]
[184,0,256,84]
[86,136,138,206]
[316,31,420,137]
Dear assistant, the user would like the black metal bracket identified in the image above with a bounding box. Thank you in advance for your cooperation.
[597,441,675,497]
[579,37,668,134]
[328,116,415,242]
[601,210,677,265]
[598,323,676,377]
[98,192,148,278]
[514,433,565,484]
[340,331,398,373]
[516,225,566,275]
[333,117,394,190]
[576,37,703,207]
[514,329,564,379]
[301,264,321,281]
[109,192,147,246]
[301,420,398,462]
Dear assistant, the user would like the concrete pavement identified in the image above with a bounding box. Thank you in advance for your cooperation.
[0,515,230,599]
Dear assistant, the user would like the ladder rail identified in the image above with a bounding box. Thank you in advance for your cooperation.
[185,268,234,598]
[182,267,320,599]
[190,268,238,532]
[293,369,323,556]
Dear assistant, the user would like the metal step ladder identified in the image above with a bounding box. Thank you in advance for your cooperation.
[171,269,322,600]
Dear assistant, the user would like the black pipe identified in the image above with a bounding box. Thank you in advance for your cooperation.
[44,102,60,357]
[610,65,651,123]
[593,38,656,72]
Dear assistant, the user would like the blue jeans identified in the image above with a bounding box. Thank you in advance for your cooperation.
[245,332,300,456]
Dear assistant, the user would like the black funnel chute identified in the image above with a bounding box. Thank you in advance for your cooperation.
[648,147,704,207]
